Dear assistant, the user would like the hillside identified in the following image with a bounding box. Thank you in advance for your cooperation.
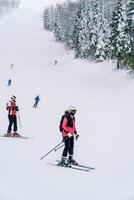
[0,4,134,200]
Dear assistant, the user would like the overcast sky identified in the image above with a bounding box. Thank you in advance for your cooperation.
[20,0,74,10]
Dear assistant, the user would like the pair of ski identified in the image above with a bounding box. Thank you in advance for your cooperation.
[0,134,33,139]
[47,160,95,172]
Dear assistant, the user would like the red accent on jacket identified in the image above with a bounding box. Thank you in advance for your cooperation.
[6,101,17,116]
[62,114,77,137]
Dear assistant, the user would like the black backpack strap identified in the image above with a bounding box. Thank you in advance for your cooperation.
[60,113,69,133]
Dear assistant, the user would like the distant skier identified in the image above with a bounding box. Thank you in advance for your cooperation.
[7,79,12,86]
[10,64,14,69]
[5,95,20,137]
[33,95,40,108]
[58,106,79,166]
[54,60,58,65]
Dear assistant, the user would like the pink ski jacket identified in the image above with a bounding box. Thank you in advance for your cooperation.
[6,101,18,116]
[62,114,77,137]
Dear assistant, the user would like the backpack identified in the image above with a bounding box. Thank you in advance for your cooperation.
[59,115,65,132]
[59,111,69,132]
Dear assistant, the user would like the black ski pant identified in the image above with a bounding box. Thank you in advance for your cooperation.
[62,136,74,157]
[7,115,17,133]
[33,101,39,108]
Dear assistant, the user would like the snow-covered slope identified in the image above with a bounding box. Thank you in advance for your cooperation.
[0,5,134,200]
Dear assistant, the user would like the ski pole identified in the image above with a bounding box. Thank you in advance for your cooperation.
[54,143,65,152]
[40,141,63,160]
[17,112,22,129]
[54,135,78,152]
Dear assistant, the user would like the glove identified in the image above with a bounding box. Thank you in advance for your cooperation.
[75,134,79,140]
[12,106,19,111]
[68,133,72,138]
[15,106,19,111]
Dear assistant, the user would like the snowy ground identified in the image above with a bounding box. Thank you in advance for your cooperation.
[0,2,134,200]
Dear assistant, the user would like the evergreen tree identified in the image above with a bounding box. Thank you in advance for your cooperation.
[125,0,134,69]
[43,8,52,30]
[95,4,111,61]
[59,2,78,50]
[42,0,134,70]
[53,8,62,42]
[90,0,101,59]
[66,2,79,50]
[81,1,92,59]
[72,1,82,58]
[77,0,89,58]
[109,0,126,68]
[79,0,93,59]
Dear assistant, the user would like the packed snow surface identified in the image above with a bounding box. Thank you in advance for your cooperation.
[0,2,134,200]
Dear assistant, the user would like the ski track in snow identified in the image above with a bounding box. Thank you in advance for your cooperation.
[0,4,134,200]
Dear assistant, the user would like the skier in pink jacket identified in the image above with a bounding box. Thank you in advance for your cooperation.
[5,95,19,137]
[59,106,79,166]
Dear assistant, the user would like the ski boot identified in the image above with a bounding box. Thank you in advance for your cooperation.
[11,132,21,137]
[68,155,78,165]
[58,156,71,167]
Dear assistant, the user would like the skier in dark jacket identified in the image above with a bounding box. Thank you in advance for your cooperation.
[54,60,58,65]
[33,95,40,108]
[59,106,79,166]
[7,79,12,86]
[5,95,19,137]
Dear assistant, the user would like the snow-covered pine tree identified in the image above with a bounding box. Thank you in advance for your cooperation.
[125,0,134,69]
[89,0,101,59]
[59,3,71,49]
[94,1,111,61]
[82,1,93,59]
[72,1,82,58]
[58,1,78,50]
[0,0,20,16]
[66,1,79,50]
[42,0,134,70]
[53,6,62,42]
[72,0,100,59]
[76,0,90,58]
[43,8,52,30]
[78,0,94,59]
[109,0,126,69]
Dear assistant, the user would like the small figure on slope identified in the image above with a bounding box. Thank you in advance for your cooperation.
[10,64,14,69]
[54,60,57,65]
[7,79,12,86]
[33,95,40,108]
[58,106,79,166]
[5,95,20,137]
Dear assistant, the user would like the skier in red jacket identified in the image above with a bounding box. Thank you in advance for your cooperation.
[5,95,19,137]
[59,106,79,166]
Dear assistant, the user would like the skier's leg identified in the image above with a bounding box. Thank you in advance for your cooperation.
[33,101,37,107]
[35,101,39,107]
[33,101,38,108]
[62,137,69,157]
[13,116,17,132]
[68,136,74,156]
[68,137,77,164]
[7,115,13,133]
[59,137,69,165]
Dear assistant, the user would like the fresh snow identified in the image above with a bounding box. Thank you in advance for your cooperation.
[0,2,134,200]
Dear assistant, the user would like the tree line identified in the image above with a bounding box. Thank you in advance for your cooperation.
[0,0,20,16]
[43,0,134,70]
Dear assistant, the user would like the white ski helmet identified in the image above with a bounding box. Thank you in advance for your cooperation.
[67,106,77,113]
[11,95,16,101]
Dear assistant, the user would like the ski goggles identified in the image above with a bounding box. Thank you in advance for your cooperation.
[71,110,77,114]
